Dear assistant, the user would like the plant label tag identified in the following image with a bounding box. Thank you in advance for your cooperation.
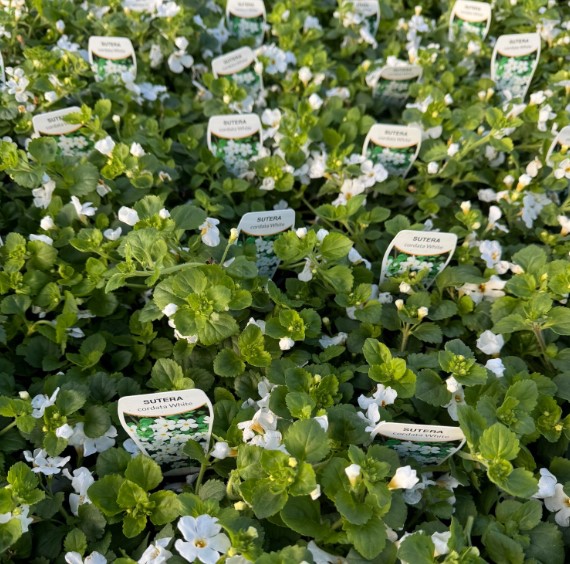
[88,36,137,82]
[342,0,380,34]
[207,113,262,176]
[123,0,155,12]
[212,46,263,104]
[491,33,540,101]
[449,0,492,42]
[380,230,457,288]
[546,125,570,168]
[363,124,422,178]
[375,64,422,105]
[32,107,93,156]
[237,209,295,279]
[226,0,266,47]
[118,389,214,476]
[375,422,466,466]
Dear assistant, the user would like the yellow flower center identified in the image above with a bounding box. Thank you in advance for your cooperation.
[194,539,207,548]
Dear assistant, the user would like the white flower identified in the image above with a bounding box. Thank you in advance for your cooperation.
[168,38,194,73]
[310,484,321,500]
[417,306,428,319]
[68,423,117,457]
[29,234,53,245]
[388,466,419,490]
[308,93,323,110]
[345,463,361,486]
[476,330,504,355]
[175,515,231,563]
[162,303,178,317]
[65,551,107,564]
[279,337,295,350]
[103,227,122,241]
[544,484,570,526]
[485,358,505,377]
[298,66,312,84]
[63,467,94,516]
[94,136,115,157]
[150,44,164,68]
[298,259,314,282]
[358,384,398,409]
[432,531,451,557]
[31,387,59,418]
[24,448,70,475]
[211,441,235,460]
[319,332,348,348]
[295,227,307,238]
[199,218,220,247]
[130,142,145,157]
[533,468,557,499]
[0,505,33,534]
[557,215,570,236]
[40,216,55,230]
[459,276,506,305]
[56,424,74,439]
[33,176,56,209]
[448,143,460,157]
[427,162,439,174]
[261,108,282,129]
[307,541,347,564]
[118,206,140,226]
[444,376,465,421]
[138,538,172,564]
[479,240,502,268]
[71,196,97,220]
[554,159,570,180]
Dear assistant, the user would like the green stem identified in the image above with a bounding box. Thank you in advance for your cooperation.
[399,324,412,353]
[533,324,553,371]
[464,515,475,546]
[194,462,208,496]
[126,261,204,279]
[331,518,343,531]
[0,420,17,436]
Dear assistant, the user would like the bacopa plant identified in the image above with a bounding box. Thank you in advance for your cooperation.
[0,0,570,562]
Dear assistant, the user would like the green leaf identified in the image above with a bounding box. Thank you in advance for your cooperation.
[0,519,22,554]
[280,496,328,539]
[526,523,564,564]
[124,455,162,491]
[83,405,111,438]
[149,358,193,390]
[547,307,570,335]
[285,392,316,419]
[415,369,451,406]
[479,423,519,461]
[398,533,435,564]
[88,474,124,516]
[345,516,387,560]
[500,468,538,498]
[511,245,547,276]
[149,491,181,525]
[320,232,353,260]
[335,490,372,524]
[457,405,487,448]
[117,479,148,509]
[483,527,524,564]
[240,478,288,519]
[183,439,207,464]
[123,514,147,538]
[412,323,443,343]
[238,324,271,368]
[96,448,131,478]
[213,349,245,377]
[284,419,330,463]
[64,529,88,555]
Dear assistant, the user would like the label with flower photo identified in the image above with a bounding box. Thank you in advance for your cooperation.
[212,46,263,104]
[375,422,466,466]
[546,125,570,168]
[375,64,422,105]
[449,1,492,42]
[118,390,213,476]
[88,36,137,81]
[32,107,94,157]
[207,113,262,176]
[341,0,380,34]
[491,33,540,101]
[226,0,266,47]
[380,230,457,288]
[237,209,295,279]
[363,124,422,178]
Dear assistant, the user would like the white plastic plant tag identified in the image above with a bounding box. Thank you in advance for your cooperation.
[362,124,422,178]
[546,125,570,168]
[342,0,380,34]
[212,46,263,103]
[207,113,262,176]
[32,107,93,157]
[375,64,422,105]
[375,422,466,466]
[226,0,266,47]
[118,389,213,476]
[123,0,155,12]
[380,230,457,288]
[449,0,492,42]
[88,36,137,81]
[237,209,295,279]
[491,33,540,101]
